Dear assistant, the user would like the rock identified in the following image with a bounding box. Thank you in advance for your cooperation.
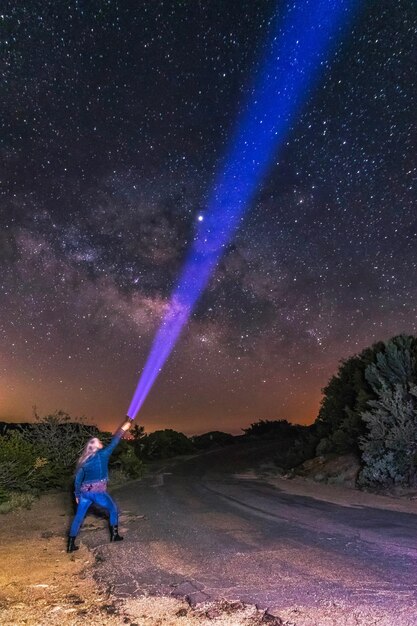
[262,611,283,624]
[66,593,84,605]
[101,603,118,615]
[175,608,188,617]
[187,591,211,607]
[205,607,222,618]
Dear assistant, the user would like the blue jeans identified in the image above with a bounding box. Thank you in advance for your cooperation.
[69,492,119,537]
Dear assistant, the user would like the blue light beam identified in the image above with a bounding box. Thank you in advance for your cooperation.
[127,0,360,419]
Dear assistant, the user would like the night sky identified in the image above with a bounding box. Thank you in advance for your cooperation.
[2,1,417,434]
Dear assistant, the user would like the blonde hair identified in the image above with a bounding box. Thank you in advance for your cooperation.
[76,438,100,471]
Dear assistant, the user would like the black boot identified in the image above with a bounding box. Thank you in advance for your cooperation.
[67,536,79,553]
[110,525,123,542]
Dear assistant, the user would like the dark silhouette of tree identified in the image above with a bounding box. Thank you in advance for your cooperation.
[315,341,384,454]
[141,429,195,459]
[191,431,234,450]
[243,419,298,439]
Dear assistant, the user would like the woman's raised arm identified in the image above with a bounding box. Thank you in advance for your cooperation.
[102,419,132,457]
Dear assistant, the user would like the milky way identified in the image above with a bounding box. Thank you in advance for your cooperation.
[2,1,417,433]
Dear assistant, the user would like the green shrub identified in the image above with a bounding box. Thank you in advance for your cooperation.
[0,411,145,505]
[0,431,50,492]
[276,428,319,470]
[315,437,330,456]
[0,492,36,514]
[244,419,320,469]
[113,444,144,479]
[142,429,195,459]
[358,336,417,489]
[0,486,10,503]
[314,334,417,458]
[21,409,99,488]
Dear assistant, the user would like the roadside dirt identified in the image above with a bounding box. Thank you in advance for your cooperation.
[0,492,278,625]
[245,461,417,515]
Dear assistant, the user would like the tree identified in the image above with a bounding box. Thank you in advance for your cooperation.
[243,419,297,439]
[359,335,417,488]
[314,342,384,454]
[142,429,195,459]
[131,424,146,442]
[130,423,146,458]
[191,431,234,450]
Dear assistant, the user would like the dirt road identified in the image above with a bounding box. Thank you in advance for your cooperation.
[81,444,417,626]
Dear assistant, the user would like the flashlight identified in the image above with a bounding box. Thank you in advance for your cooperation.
[119,416,134,432]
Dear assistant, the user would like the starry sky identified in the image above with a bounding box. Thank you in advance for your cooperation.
[2,1,417,434]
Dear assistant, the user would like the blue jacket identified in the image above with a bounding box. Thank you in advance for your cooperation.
[74,429,123,497]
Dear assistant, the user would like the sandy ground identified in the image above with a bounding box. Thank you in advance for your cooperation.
[247,464,417,514]
[0,492,278,626]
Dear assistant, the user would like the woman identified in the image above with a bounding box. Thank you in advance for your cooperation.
[67,419,132,553]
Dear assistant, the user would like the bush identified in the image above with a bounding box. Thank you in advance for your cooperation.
[0,431,50,493]
[111,442,145,479]
[0,411,146,506]
[21,409,99,488]
[191,431,235,450]
[243,419,296,439]
[0,492,35,514]
[358,336,417,489]
[142,429,195,459]
[276,427,319,470]
[315,437,330,456]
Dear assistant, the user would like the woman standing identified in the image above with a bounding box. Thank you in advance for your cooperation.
[67,419,132,553]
